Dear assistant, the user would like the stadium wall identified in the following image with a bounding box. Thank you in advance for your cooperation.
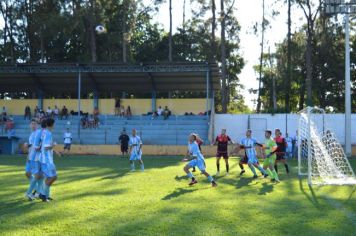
[51,144,248,156]
[214,114,356,146]
[0,98,206,115]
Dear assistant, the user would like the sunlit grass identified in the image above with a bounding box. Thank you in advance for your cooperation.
[0,155,355,236]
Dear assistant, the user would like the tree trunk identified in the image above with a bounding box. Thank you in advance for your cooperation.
[211,0,216,62]
[305,25,313,106]
[220,0,227,113]
[285,0,292,112]
[256,0,265,113]
[89,0,97,63]
[168,0,172,62]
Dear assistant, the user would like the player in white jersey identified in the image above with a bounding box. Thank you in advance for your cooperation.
[182,134,217,187]
[129,129,144,171]
[39,118,57,202]
[236,130,267,178]
[63,128,72,156]
[285,133,293,159]
[24,119,38,200]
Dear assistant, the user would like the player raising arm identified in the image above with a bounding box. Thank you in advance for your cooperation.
[182,134,217,187]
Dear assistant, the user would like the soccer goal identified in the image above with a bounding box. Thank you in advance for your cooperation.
[298,107,356,185]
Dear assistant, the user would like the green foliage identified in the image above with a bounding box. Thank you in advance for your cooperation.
[0,155,356,235]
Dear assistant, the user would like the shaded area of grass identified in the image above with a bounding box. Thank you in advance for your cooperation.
[0,155,355,236]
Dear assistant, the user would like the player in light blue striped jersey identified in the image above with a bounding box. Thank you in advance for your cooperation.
[24,119,38,200]
[182,134,217,187]
[238,130,268,178]
[39,118,57,202]
[129,129,144,171]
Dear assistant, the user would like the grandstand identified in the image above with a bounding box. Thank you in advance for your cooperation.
[0,63,219,147]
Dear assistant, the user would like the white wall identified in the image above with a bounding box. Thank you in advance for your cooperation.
[214,114,356,145]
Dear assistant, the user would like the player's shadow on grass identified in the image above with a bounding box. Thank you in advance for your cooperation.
[101,171,129,180]
[298,177,319,207]
[174,175,188,182]
[258,182,274,195]
[162,188,197,200]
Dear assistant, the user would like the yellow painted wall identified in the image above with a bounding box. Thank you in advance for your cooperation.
[0,99,38,115]
[0,98,206,115]
[156,98,206,115]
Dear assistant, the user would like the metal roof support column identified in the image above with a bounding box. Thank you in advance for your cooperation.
[151,89,157,112]
[206,69,210,115]
[77,71,81,143]
[37,90,43,110]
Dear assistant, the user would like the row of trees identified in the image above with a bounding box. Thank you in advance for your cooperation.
[254,0,356,113]
[0,0,354,113]
[0,0,248,113]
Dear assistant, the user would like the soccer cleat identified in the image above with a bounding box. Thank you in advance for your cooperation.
[192,168,196,172]
[25,193,35,201]
[34,193,40,199]
[271,178,276,182]
[130,169,135,172]
[47,197,54,201]
[225,172,229,176]
[264,174,269,178]
[39,194,47,202]
[253,175,258,179]
[189,179,198,186]
[211,181,218,187]
[216,171,220,176]
[275,179,280,183]
[239,170,245,176]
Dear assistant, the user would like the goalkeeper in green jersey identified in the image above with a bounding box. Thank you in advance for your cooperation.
[262,130,280,183]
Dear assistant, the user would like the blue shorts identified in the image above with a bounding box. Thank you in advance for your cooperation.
[248,157,259,164]
[25,160,31,173]
[130,153,142,161]
[30,160,41,175]
[41,163,57,178]
[188,159,206,172]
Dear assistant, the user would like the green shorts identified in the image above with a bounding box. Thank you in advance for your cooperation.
[263,155,276,166]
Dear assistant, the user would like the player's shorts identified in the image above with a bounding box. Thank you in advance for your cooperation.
[30,160,41,175]
[121,144,128,153]
[188,159,206,172]
[64,143,71,150]
[240,156,248,164]
[25,160,31,173]
[130,152,142,161]
[216,152,228,159]
[41,163,57,178]
[263,155,276,166]
[276,154,286,161]
[247,157,259,165]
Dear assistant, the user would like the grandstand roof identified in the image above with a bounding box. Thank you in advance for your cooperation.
[0,62,220,93]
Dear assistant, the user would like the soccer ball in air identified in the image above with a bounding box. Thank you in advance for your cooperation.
[95,25,106,34]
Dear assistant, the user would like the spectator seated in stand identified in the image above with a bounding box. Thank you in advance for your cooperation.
[53,105,59,119]
[151,111,158,120]
[5,116,15,138]
[163,106,171,120]
[157,106,163,116]
[61,105,69,120]
[88,115,95,128]
[24,105,31,120]
[46,106,53,117]
[34,106,39,118]
[81,115,88,129]
[125,106,132,119]
[93,107,100,128]
[120,106,125,118]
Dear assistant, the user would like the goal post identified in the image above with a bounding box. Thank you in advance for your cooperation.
[298,107,356,185]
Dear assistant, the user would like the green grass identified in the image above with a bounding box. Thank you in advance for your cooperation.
[0,155,355,236]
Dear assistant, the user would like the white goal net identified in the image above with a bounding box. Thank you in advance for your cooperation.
[298,107,356,185]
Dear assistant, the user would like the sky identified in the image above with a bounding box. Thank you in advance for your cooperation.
[151,0,305,109]
[0,0,306,109]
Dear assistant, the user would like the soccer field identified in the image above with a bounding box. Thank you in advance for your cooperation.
[0,155,355,236]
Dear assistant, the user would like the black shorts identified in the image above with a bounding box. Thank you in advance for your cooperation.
[276,154,286,161]
[64,143,71,150]
[240,156,248,164]
[217,152,228,159]
[121,145,128,153]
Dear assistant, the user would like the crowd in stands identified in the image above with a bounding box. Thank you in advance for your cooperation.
[80,107,100,129]
[1,106,15,138]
